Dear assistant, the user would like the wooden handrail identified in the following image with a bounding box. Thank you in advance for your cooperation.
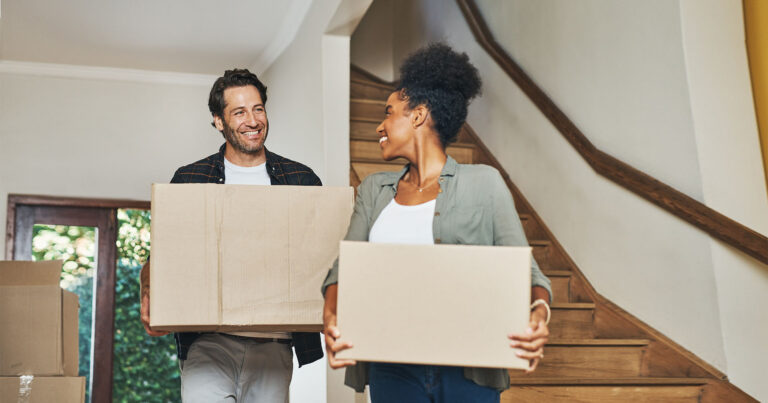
[457,0,768,265]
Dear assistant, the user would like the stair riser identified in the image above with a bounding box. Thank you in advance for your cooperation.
[549,308,595,339]
[549,276,570,303]
[351,81,393,100]
[351,100,384,121]
[351,162,404,182]
[351,120,381,141]
[532,244,570,271]
[351,140,475,164]
[510,345,644,378]
[520,216,547,241]
[502,385,703,403]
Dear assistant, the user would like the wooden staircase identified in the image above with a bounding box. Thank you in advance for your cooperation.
[348,66,757,402]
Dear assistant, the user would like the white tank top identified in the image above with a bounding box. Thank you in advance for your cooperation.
[369,198,436,245]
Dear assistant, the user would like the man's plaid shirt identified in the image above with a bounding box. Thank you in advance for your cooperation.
[171,143,324,367]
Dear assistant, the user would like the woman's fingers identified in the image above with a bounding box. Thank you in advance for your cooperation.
[516,347,544,361]
[525,356,542,374]
[509,320,549,342]
[324,325,356,369]
[509,336,547,352]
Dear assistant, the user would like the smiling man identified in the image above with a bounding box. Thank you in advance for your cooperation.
[140,69,323,403]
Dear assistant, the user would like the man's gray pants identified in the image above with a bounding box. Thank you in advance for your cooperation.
[180,333,293,403]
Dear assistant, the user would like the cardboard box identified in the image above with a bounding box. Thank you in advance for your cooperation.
[150,184,353,332]
[0,261,79,376]
[0,376,85,403]
[335,241,532,369]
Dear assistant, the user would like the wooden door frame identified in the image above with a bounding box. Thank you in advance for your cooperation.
[5,194,150,403]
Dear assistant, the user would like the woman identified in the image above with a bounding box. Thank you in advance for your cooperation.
[321,43,552,402]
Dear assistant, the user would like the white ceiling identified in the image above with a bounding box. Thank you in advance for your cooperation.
[0,0,311,75]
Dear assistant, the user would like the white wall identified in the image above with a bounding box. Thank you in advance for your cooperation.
[679,0,768,398]
[351,0,768,400]
[262,0,372,401]
[351,0,395,82]
[0,70,220,261]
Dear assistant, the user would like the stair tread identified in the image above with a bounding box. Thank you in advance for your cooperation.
[350,78,394,90]
[352,158,407,165]
[351,137,477,149]
[529,239,552,246]
[551,302,595,309]
[351,116,384,123]
[507,377,710,386]
[547,338,649,346]
[351,98,387,105]
[542,270,573,277]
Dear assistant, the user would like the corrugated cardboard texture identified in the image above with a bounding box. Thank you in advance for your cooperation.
[151,184,353,332]
[62,291,80,377]
[0,376,85,403]
[0,261,78,376]
[336,241,532,370]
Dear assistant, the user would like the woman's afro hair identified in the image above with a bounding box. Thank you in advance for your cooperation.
[396,43,482,147]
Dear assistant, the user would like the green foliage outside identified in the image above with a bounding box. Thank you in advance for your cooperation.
[32,224,96,401]
[112,209,180,403]
[31,209,180,403]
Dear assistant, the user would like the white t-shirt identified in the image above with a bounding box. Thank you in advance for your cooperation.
[369,198,436,245]
[223,157,290,340]
[224,158,271,185]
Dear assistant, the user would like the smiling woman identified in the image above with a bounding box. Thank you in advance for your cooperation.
[322,43,552,403]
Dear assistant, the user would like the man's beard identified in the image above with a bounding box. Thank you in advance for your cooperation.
[221,121,268,155]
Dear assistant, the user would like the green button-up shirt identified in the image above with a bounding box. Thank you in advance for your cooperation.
[322,156,552,392]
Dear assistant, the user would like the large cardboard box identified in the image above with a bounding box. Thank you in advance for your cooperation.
[150,184,353,332]
[336,241,532,369]
[0,261,79,376]
[0,376,85,403]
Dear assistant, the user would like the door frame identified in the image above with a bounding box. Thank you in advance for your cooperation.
[6,194,150,402]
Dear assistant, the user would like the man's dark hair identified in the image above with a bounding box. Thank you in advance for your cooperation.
[208,69,268,124]
[396,43,482,147]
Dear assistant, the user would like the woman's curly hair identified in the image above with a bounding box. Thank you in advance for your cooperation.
[396,43,482,147]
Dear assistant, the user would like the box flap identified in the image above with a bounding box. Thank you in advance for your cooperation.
[0,287,64,375]
[150,184,221,328]
[61,291,80,377]
[0,261,62,286]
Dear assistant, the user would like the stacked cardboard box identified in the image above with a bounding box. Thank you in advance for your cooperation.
[0,260,85,403]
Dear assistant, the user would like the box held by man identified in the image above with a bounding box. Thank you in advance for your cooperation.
[150,184,353,332]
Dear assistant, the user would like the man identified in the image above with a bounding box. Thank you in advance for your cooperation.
[140,69,323,403]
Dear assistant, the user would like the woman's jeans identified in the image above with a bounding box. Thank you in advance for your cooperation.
[369,363,500,403]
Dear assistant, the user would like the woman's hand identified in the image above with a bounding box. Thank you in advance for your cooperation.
[508,304,549,373]
[323,284,356,369]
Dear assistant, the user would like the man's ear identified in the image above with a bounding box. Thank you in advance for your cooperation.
[411,104,429,128]
[213,115,224,131]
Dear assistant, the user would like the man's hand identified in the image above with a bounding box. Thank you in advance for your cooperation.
[323,285,356,369]
[139,261,169,337]
[141,289,170,337]
[508,304,549,373]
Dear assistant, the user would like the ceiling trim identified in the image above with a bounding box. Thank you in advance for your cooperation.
[0,60,218,86]
[251,0,313,74]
